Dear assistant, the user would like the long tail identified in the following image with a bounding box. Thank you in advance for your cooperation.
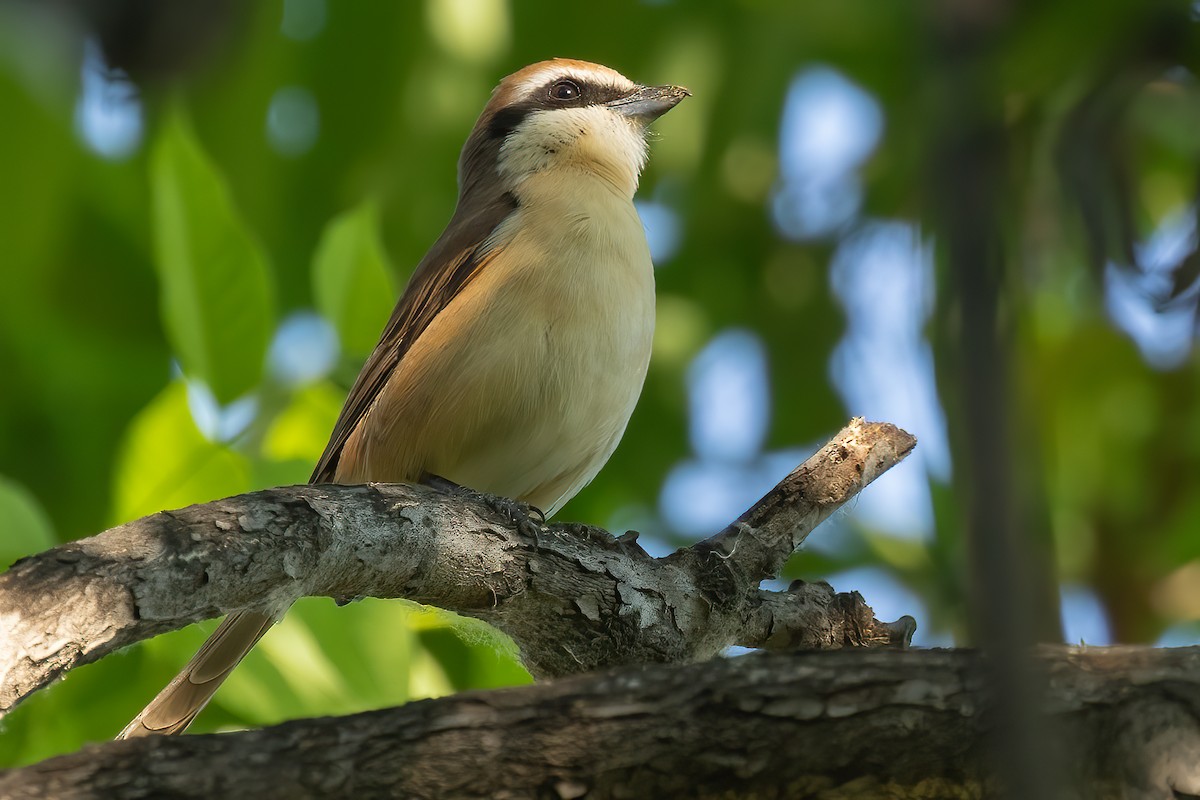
[116,610,277,739]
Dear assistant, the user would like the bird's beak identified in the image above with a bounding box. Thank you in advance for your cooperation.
[607,84,691,123]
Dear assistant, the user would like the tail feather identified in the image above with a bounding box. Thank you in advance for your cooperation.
[116,611,277,739]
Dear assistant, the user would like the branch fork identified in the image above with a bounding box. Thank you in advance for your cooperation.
[0,418,916,717]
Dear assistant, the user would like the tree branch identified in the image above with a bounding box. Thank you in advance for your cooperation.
[3,646,1199,799]
[0,418,916,715]
[698,420,916,581]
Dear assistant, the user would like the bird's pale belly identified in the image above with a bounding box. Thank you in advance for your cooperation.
[428,267,653,515]
[466,355,644,512]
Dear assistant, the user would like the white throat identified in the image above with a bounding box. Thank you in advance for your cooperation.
[497,106,649,198]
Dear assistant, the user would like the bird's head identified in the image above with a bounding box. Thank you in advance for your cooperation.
[459,59,689,200]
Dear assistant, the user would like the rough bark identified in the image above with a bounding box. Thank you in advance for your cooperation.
[0,419,916,716]
[3,646,1199,800]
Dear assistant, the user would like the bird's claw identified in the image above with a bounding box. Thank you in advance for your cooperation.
[421,473,544,536]
[484,494,544,538]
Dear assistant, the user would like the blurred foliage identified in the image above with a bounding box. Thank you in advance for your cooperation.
[2,0,1200,769]
[150,110,275,404]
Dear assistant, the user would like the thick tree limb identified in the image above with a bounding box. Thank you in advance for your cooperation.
[3,646,1198,799]
[0,419,916,715]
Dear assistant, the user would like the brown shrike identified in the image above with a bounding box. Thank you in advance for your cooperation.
[117,59,688,738]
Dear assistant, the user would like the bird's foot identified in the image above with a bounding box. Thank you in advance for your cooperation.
[421,473,544,537]
[422,473,463,496]
[483,494,545,538]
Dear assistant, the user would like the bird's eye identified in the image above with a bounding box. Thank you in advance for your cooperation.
[549,79,580,101]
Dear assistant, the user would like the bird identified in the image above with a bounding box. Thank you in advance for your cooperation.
[117,58,688,738]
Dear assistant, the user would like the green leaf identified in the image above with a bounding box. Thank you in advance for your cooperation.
[150,112,276,403]
[112,381,251,524]
[251,381,347,487]
[311,201,397,355]
[0,476,55,568]
[261,381,346,464]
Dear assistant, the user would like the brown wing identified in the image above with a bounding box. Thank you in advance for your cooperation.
[310,192,518,484]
